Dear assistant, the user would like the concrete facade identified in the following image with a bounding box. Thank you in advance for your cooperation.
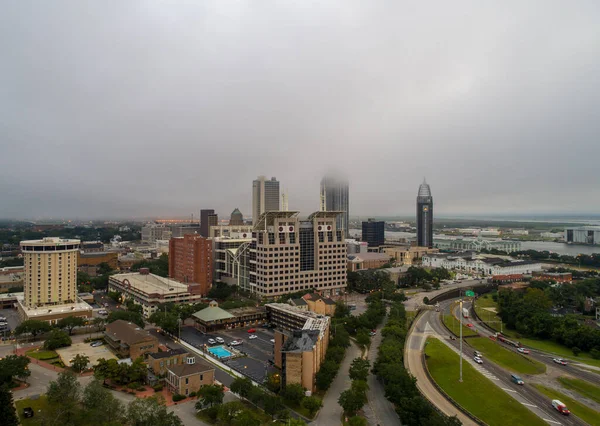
[252,176,280,225]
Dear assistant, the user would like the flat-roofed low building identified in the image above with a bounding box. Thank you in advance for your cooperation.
[108,270,205,318]
[0,266,24,293]
[191,300,266,332]
[381,245,438,265]
[347,252,391,271]
[78,251,118,276]
[104,319,158,360]
[166,355,215,397]
[302,293,337,316]
[532,271,572,283]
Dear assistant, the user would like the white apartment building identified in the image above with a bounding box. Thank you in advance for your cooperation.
[141,224,172,244]
[249,211,347,298]
[422,253,543,276]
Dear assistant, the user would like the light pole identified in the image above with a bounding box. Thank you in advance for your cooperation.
[459,292,463,383]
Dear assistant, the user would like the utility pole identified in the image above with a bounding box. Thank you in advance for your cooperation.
[459,291,463,383]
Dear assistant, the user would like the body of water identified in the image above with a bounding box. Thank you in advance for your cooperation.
[349,230,600,256]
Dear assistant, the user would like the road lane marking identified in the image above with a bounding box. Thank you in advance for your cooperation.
[501,387,517,393]
[543,419,561,425]
[521,403,537,407]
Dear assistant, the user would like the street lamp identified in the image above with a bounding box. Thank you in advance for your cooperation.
[459,292,463,383]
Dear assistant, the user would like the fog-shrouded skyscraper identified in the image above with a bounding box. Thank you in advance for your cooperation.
[320,174,349,235]
[416,179,433,248]
[252,176,280,225]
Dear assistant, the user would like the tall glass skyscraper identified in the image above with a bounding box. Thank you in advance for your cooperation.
[416,179,433,248]
[320,174,349,235]
[252,176,280,225]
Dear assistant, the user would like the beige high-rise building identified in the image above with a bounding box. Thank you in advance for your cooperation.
[252,176,280,225]
[249,211,347,298]
[18,238,92,323]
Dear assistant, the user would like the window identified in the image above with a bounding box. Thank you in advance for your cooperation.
[185,378,189,384]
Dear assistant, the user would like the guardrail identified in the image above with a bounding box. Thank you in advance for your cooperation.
[440,301,479,339]
[420,350,487,426]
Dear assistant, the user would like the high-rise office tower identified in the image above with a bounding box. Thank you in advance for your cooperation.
[168,234,213,295]
[229,208,244,225]
[200,209,218,237]
[416,179,433,248]
[320,174,349,235]
[252,176,280,225]
[362,218,385,247]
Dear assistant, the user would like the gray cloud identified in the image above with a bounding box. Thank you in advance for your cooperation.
[1,1,599,219]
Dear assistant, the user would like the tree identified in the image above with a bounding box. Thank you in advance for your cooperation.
[92,317,106,332]
[14,319,52,338]
[301,395,323,417]
[281,383,305,405]
[0,385,18,426]
[44,329,72,350]
[263,394,285,419]
[148,311,179,335]
[348,416,368,426]
[106,310,144,328]
[82,379,124,423]
[349,358,370,381]
[356,329,371,349]
[265,372,281,393]
[196,384,224,409]
[288,419,308,426]
[216,401,245,425]
[338,387,367,417]
[125,299,143,314]
[71,354,90,373]
[127,396,182,426]
[230,376,253,398]
[316,360,338,391]
[0,355,30,385]
[57,316,86,335]
[232,409,261,426]
[47,371,82,424]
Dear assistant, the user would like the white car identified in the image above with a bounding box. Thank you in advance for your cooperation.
[270,339,275,344]
[474,356,483,364]
[474,351,483,358]
[517,347,530,354]
[98,310,108,315]
[90,341,103,347]
[216,337,225,344]
[249,335,258,340]
[230,340,242,346]
[553,358,568,366]
[207,338,216,345]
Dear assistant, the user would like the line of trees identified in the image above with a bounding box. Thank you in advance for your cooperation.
[338,357,370,423]
[373,301,461,426]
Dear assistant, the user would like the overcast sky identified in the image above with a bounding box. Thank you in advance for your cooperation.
[1,1,599,220]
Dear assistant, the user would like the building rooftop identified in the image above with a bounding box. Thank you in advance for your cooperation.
[281,329,320,353]
[17,297,93,317]
[192,301,235,323]
[111,272,189,296]
[266,303,330,337]
[20,237,80,245]
[347,253,391,262]
[168,358,214,377]
[148,348,188,359]
[105,320,156,345]
[290,298,308,306]
[417,179,432,198]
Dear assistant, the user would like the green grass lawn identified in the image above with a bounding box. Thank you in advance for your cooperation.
[441,313,478,337]
[15,395,50,426]
[467,337,546,375]
[515,337,600,369]
[533,384,600,426]
[25,349,59,361]
[557,376,600,405]
[425,338,546,426]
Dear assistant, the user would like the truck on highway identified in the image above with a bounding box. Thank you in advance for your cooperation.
[496,333,521,348]
[462,308,469,318]
[552,400,571,415]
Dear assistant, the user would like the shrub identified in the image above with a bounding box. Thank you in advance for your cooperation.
[153,384,163,392]
[172,393,186,402]
[591,348,600,359]
[189,391,197,397]
[128,382,140,390]
[572,346,581,356]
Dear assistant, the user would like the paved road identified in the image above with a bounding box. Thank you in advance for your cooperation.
[404,310,478,426]
[435,300,586,426]
[363,313,400,426]
[311,342,361,426]
[403,280,485,311]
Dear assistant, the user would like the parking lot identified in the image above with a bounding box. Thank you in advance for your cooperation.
[55,341,117,368]
[179,325,279,384]
[0,308,20,338]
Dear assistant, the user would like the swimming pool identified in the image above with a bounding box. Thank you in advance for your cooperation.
[208,345,233,358]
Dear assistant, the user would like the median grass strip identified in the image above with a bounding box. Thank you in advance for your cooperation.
[533,384,600,426]
[557,376,600,405]
[516,337,600,369]
[468,337,546,375]
[441,313,478,337]
[424,338,546,426]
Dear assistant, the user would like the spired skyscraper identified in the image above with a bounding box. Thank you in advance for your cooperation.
[416,179,433,248]
[320,174,349,235]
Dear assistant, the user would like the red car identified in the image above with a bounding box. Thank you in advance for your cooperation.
[467,323,474,328]
[247,328,256,333]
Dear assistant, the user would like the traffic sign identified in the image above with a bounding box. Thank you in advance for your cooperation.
[465,290,475,297]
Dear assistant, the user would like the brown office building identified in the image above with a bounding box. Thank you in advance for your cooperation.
[104,319,158,360]
[166,355,215,396]
[169,234,213,296]
[147,348,189,376]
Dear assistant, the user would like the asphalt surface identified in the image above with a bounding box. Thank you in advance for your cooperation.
[435,300,587,426]
[464,300,600,385]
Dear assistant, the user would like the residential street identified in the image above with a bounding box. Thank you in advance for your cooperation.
[311,342,361,426]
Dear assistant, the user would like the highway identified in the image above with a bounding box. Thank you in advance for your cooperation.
[463,300,600,385]
[434,300,587,426]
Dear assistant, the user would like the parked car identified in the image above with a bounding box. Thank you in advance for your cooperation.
[249,335,258,340]
[517,347,530,354]
[511,374,524,385]
[103,303,109,307]
[216,337,225,344]
[230,340,242,346]
[90,341,103,347]
[270,339,275,344]
[207,338,216,345]
[23,407,34,418]
[98,310,108,315]
[553,358,568,366]
[247,328,256,333]
[474,356,483,364]
[552,399,571,415]
[369,331,376,336]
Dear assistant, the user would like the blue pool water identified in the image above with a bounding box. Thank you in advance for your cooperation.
[208,345,233,358]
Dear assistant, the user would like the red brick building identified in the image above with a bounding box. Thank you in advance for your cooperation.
[169,234,213,296]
